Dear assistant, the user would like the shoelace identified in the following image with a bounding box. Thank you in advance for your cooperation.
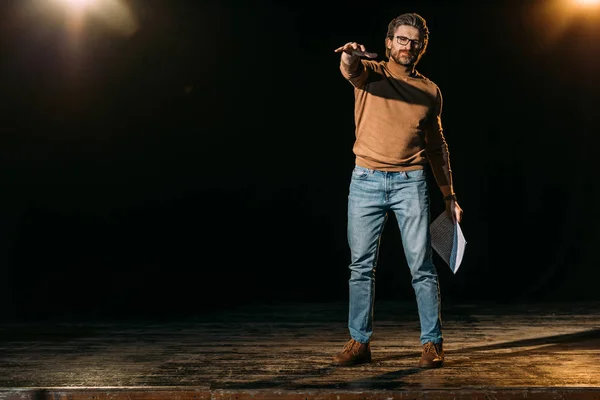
[342,339,362,355]
[423,342,440,356]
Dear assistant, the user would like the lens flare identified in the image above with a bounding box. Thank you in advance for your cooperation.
[58,0,95,10]
[49,0,138,37]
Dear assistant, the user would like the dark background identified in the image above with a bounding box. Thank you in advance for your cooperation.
[1,0,599,321]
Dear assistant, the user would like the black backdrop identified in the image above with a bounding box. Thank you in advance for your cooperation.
[1,0,599,320]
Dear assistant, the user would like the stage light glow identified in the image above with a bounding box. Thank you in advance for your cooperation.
[525,0,600,54]
[66,0,94,6]
[570,0,600,13]
[53,0,96,11]
[92,0,139,37]
[47,0,139,37]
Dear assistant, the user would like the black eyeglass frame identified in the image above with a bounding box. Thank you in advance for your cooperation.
[392,35,424,49]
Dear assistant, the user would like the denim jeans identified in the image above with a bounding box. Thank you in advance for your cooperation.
[347,165,442,345]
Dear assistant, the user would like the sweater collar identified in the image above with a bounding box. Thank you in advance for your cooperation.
[386,59,416,78]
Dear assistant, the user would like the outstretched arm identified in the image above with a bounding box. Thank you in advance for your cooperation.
[335,42,377,87]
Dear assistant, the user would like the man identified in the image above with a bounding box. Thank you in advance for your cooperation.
[332,12,463,368]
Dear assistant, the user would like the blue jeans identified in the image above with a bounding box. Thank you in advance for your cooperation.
[347,165,442,345]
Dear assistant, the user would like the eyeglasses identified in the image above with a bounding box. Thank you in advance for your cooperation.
[393,36,423,49]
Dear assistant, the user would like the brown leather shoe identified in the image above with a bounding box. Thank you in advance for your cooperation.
[332,339,372,366]
[419,341,444,368]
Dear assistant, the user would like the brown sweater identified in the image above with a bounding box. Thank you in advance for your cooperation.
[340,58,454,196]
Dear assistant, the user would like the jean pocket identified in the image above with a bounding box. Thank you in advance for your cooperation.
[352,166,369,179]
[405,169,426,180]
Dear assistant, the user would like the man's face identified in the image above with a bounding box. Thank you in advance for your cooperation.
[387,25,424,66]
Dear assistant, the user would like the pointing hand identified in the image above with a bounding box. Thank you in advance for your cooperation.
[334,42,377,59]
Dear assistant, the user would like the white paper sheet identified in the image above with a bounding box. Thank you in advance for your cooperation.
[430,212,467,274]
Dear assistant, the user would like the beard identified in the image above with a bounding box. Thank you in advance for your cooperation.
[390,49,419,66]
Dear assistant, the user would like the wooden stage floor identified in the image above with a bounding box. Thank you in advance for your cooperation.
[1,300,600,399]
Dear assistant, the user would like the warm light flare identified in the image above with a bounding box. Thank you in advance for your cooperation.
[48,0,139,37]
[526,0,600,52]
[571,0,600,12]
[56,0,96,10]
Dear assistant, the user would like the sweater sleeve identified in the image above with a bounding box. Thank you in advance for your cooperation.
[424,86,454,198]
[339,58,369,89]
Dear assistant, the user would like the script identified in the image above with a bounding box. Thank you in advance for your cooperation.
[430,212,466,274]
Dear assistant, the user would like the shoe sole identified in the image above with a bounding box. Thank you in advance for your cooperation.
[419,361,444,368]
[332,357,372,367]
